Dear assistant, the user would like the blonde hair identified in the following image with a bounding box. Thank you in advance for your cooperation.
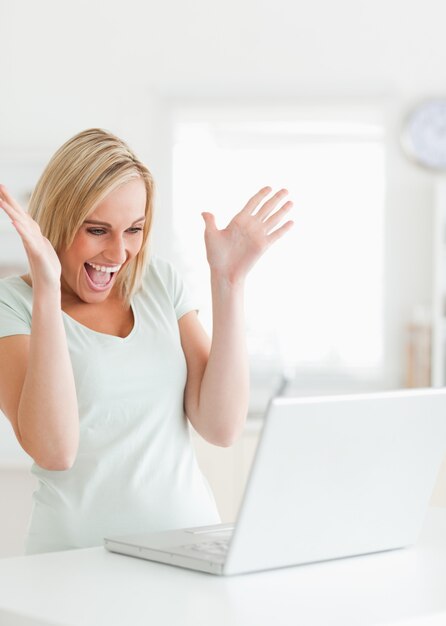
[28,128,154,302]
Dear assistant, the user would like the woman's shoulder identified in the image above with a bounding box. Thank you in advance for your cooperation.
[146,254,178,273]
[139,255,197,318]
[141,255,183,288]
[0,275,31,302]
[0,275,32,334]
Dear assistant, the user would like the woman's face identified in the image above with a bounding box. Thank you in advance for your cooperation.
[58,177,147,304]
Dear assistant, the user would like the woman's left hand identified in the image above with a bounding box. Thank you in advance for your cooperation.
[201,186,294,284]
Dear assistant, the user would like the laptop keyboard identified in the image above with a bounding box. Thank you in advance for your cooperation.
[180,538,230,557]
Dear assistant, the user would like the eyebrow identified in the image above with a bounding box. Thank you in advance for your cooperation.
[84,217,146,227]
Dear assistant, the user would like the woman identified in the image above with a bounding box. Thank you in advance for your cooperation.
[0,128,293,554]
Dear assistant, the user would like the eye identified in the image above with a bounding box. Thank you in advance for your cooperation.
[87,228,107,236]
[126,227,144,234]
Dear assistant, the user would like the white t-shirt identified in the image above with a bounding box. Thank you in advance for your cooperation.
[0,256,220,554]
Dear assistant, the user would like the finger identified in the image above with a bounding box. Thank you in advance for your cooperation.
[0,197,22,221]
[9,218,28,239]
[6,218,33,255]
[0,200,39,245]
[8,218,43,258]
[266,220,294,244]
[256,188,289,220]
[0,185,24,213]
[201,211,217,231]
[0,188,27,218]
[240,186,273,215]
[263,201,293,232]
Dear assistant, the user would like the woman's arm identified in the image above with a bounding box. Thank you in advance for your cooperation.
[180,187,293,446]
[179,276,248,447]
[0,185,79,470]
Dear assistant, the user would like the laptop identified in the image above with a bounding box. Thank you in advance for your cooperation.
[104,388,446,575]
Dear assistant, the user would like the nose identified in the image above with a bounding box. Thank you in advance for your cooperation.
[105,233,127,265]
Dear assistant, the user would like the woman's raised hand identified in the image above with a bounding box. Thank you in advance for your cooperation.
[201,187,294,284]
[0,185,61,290]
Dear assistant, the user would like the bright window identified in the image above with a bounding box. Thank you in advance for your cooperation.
[172,108,386,393]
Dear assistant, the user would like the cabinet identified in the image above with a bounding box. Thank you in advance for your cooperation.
[191,420,262,522]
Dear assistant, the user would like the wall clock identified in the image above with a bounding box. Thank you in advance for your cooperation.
[402,98,446,170]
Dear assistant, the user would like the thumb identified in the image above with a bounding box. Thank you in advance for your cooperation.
[201,211,217,231]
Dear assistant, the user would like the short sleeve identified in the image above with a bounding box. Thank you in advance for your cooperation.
[0,280,32,338]
[171,266,199,320]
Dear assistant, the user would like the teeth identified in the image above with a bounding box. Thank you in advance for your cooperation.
[86,262,121,274]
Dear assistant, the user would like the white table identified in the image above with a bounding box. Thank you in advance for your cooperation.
[0,508,445,626]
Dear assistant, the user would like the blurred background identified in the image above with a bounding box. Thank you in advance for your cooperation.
[1,0,445,555]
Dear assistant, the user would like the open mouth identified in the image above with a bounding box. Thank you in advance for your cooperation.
[84,261,122,291]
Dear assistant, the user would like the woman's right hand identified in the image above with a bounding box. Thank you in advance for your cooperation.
[0,184,62,290]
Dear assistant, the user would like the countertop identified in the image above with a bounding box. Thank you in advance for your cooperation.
[0,508,445,626]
